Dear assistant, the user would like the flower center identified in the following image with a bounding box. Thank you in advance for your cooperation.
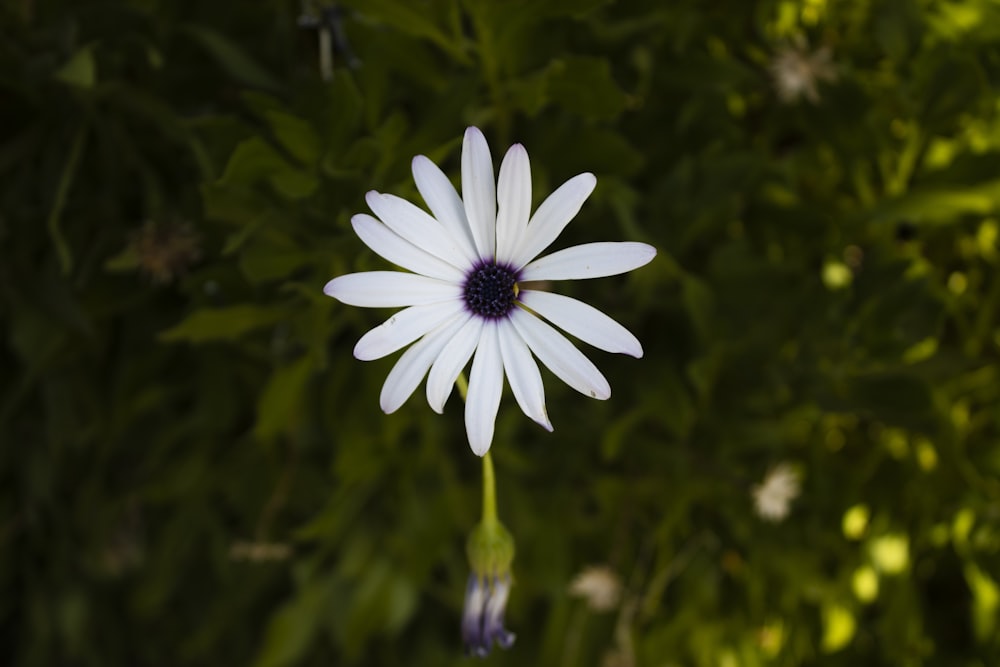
[464,263,518,318]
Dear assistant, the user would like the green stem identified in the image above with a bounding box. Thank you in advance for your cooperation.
[48,124,88,274]
[481,450,498,527]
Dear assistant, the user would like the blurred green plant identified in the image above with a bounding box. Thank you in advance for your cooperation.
[2,0,1000,666]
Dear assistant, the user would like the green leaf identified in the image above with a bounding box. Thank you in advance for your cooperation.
[218,137,318,199]
[254,357,313,441]
[918,51,985,130]
[548,57,628,121]
[512,56,628,121]
[340,559,418,658]
[46,126,88,274]
[866,180,1000,225]
[181,25,282,91]
[821,603,857,653]
[103,246,139,272]
[681,275,715,339]
[326,73,364,150]
[239,244,314,284]
[843,373,935,428]
[159,306,287,343]
[253,577,335,667]
[54,45,97,88]
[535,0,612,18]
[339,0,467,62]
[965,562,1000,641]
[264,110,321,166]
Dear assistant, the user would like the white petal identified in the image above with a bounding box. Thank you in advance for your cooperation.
[509,307,610,400]
[513,173,596,268]
[461,127,496,260]
[495,144,531,266]
[518,290,643,358]
[351,214,466,282]
[324,271,461,307]
[366,191,477,268]
[354,299,465,361]
[498,322,552,431]
[379,312,471,413]
[520,242,656,281]
[411,155,479,261]
[465,322,503,456]
[426,316,484,413]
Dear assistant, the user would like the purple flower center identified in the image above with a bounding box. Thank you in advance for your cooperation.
[464,263,518,318]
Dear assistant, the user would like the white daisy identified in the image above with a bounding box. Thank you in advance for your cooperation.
[324,127,656,456]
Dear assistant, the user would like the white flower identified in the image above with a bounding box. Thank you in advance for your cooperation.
[770,37,837,104]
[752,463,801,522]
[324,127,655,456]
[568,564,622,612]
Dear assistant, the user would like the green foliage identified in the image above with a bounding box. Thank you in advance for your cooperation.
[3,0,1000,666]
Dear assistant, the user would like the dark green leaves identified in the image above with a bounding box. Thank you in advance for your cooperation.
[6,1,1000,666]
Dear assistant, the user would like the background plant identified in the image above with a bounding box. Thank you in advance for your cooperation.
[2,0,1000,665]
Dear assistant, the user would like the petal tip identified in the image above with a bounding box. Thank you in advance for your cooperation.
[590,386,611,400]
[323,278,341,298]
[352,342,375,361]
[411,154,434,174]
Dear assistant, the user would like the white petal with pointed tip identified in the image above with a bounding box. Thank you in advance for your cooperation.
[520,242,656,281]
[426,316,484,413]
[518,290,642,358]
[351,214,465,282]
[509,307,610,400]
[367,191,477,269]
[411,155,478,260]
[461,127,496,260]
[324,271,461,307]
[498,323,552,431]
[379,313,470,413]
[354,299,465,361]
[465,322,504,456]
[495,144,531,265]
[513,172,596,268]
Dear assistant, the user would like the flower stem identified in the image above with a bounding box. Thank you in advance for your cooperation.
[481,450,498,528]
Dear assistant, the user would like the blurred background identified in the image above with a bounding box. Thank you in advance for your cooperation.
[3,0,1000,665]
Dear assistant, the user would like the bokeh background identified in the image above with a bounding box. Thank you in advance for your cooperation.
[4,0,1000,665]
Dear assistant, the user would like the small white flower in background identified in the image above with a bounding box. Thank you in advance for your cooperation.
[324,127,656,456]
[752,463,801,522]
[770,36,837,104]
[568,564,623,612]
